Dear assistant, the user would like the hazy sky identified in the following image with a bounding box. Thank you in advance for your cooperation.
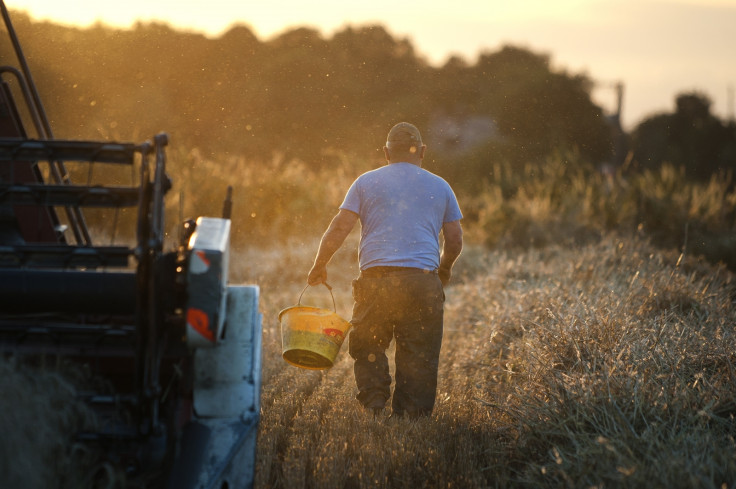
[4,0,736,129]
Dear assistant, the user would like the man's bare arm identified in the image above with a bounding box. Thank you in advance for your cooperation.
[308,209,359,285]
[439,220,463,286]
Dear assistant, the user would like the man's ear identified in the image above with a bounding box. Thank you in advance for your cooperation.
[383,146,390,161]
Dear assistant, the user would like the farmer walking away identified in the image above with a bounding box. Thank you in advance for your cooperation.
[308,122,463,418]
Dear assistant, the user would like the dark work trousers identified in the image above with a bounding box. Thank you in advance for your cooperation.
[348,268,445,417]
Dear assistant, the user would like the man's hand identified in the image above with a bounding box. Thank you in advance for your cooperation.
[438,266,452,286]
[308,263,327,286]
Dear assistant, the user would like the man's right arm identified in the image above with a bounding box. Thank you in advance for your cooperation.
[439,220,463,286]
[308,209,359,285]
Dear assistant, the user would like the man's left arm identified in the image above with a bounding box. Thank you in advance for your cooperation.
[308,209,359,285]
[439,220,463,286]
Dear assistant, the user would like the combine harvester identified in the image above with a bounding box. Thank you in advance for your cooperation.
[0,3,262,488]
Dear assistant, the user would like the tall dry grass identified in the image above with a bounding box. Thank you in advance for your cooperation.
[160,148,736,271]
[463,155,736,269]
[73,144,736,271]
[163,148,368,249]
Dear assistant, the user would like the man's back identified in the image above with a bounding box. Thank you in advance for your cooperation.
[340,163,462,271]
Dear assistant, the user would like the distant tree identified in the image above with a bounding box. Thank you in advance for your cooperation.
[474,46,611,163]
[322,25,432,160]
[631,92,736,179]
[426,46,613,193]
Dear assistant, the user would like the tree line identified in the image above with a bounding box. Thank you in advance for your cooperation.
[2,11,734,193]
[2,14,608,163]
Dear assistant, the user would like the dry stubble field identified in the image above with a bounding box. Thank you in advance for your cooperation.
[233,233,736,489]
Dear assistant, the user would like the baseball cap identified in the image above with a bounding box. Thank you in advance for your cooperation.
[386,122,422,145]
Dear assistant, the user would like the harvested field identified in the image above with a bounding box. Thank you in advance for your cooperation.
[239,234,736,489]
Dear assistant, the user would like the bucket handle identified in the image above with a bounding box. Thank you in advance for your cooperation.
[298,282,337,313]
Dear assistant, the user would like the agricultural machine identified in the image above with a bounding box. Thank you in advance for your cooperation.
[0,3,262,488]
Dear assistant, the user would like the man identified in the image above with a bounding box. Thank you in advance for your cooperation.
[308,122,463,418]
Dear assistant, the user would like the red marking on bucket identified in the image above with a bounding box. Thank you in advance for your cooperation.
[187,307,214,342]
[323,328,345,341]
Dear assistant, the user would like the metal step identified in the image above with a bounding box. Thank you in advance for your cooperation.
[0,183,140,207]
[0,244,133,267]
[0,139,142,164]
[0,318,137,356]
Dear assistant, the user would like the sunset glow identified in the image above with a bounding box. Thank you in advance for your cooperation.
[3,0,736,128]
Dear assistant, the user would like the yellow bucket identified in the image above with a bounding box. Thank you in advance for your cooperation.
[278,283,352,370]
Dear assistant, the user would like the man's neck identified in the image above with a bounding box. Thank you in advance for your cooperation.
[389,160,422,167]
